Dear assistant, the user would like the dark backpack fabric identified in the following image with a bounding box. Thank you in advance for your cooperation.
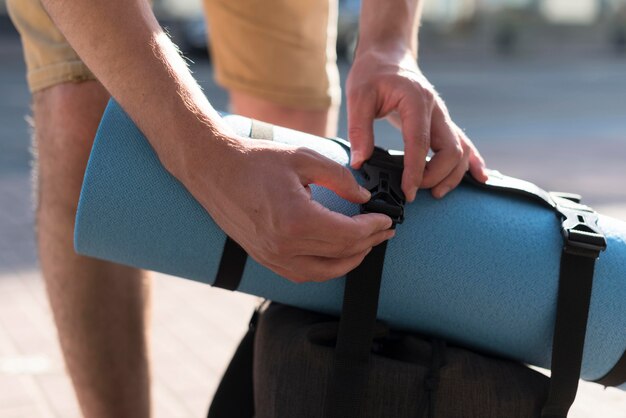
[252,303,550,418]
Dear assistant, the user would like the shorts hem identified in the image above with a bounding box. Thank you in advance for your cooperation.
[27,60,97,93]
[215,72,341,111]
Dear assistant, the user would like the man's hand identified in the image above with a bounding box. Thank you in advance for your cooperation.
[347,49,488,202]
[179,133,395,283]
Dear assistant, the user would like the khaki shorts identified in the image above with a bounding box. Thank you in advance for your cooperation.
[7,0,340,109]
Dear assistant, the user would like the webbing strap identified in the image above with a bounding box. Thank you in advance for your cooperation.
[323,241,388,418]
[464,171,607,417]
[541,252,597,418]
[213,237,247,290]
[463,171,607,417]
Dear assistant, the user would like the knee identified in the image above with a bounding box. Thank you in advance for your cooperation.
[33,81,109,140]
[32,81,109,216]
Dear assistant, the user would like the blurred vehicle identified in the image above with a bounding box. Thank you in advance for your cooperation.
[337,0,361,61]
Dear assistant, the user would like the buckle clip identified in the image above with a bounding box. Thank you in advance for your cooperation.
[550,193,607,258]
[359,147,405,226]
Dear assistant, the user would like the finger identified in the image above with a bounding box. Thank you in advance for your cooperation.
[347,89,377,169]
[399,93,434,202]
[299,228,396,259]
[290,249,374,283]
[457,128,488,183]
[468,151,488,183]
[420,105,463,189]
[431,151,470,199]
[295,149,371,204]
[305,202,393,243]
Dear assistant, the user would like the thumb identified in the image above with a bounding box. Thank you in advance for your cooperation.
[347,91,377,169]
[297,150,371,204]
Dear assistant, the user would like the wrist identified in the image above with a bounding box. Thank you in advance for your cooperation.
[157,117,242,189]
[352,43,416,67]
[356,37,416,61]
[357,0,421,59]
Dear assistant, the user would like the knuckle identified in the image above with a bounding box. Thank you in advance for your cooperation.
[336,240,356,258]
[291,147,317,167]
[348,85,375,103]
[336,165,352,185]
[421,87,435,103]
[451,143,464,161]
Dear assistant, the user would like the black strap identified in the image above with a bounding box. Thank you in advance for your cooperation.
[464,171,609,417]
[207,306,263,418]
[594,349,626,386]
[323,148,404,418]
[213,237,247,291]
[541,251,597,418]
[323,241,388,418]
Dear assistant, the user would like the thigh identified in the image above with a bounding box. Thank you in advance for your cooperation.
[203,0,341,110]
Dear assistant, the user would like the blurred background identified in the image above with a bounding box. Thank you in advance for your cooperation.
[1,0,625,417]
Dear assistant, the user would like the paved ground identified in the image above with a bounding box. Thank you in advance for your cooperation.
[1,28,626,417]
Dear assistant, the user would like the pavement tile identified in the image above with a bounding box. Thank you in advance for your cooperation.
[35,374,82,418]
[0,404,53,418]
[0,374,33,408]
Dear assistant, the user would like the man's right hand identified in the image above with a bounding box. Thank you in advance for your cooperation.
[177,131,395,283]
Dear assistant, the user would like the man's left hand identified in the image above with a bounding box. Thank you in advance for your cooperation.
[346,48,488,202]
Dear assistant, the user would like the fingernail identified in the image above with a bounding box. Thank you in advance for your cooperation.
[360,186,371,200]
[351,152,362,167]
[407,187,418,202]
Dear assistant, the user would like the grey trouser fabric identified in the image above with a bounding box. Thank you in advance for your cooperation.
[253,303,549,418]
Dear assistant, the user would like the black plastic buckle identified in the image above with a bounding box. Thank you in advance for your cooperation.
[359,147,405,226]
[550,193,607,258]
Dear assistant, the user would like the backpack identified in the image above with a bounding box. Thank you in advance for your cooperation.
[208,302,550,418]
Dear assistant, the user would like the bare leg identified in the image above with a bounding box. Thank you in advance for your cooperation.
[230,91,339,137]
[33,81,151,418]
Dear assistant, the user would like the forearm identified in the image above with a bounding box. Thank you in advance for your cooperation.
[358,0,424,57]
[40,0,233,179]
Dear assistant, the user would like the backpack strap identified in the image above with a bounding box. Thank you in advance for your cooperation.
[323,148,405,418]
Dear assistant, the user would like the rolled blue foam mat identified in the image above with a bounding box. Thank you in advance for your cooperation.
[75,100,625,388]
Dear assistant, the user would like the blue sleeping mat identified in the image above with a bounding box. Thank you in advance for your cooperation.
[75,100,625,388]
